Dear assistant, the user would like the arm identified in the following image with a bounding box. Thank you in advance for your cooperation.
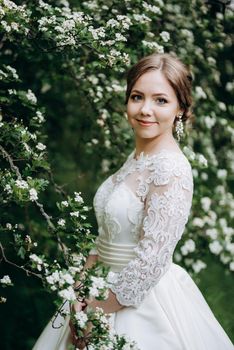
[74,248,123,313]
[83,247,123,313]
[108,161,193,307]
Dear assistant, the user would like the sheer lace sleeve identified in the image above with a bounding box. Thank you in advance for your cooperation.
[109,155,193,307]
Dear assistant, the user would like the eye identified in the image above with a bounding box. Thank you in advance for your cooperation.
[156,97,167,105]
[130,94,142,102]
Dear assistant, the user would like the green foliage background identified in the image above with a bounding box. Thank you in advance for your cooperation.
[0,0,233,349]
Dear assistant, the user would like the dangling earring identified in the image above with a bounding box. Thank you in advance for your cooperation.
[175,112,184,142]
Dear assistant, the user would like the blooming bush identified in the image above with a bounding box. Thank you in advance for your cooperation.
[0,0,233,348]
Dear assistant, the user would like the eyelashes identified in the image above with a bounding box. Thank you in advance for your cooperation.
[130,94,168,105]
[130,94,142,101]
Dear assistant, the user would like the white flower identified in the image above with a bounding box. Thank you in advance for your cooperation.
[62,19,75,30]
[23,142,31,153]
[0,275,12,285]
[181,239,196,255]
[142,40,164,53]
[0,297,7,303]
[192,260,207,273]
[4,184,12,193]
[183,146,196,161]
[6,65,19,79]
[226,242,234,254]
[91,138,99,144]
[116,15,132,29]
[61,272,75,285]
[91,276,106,289]
[142,2,161,14]
[74,192,83,203]
[197,154,208,167]
[26,89,37,104]
[68,266,82,275]
[70,211,79,217]
[185,258,193,266]
[174,252,182,262]
[58,286,76,301]
[223,227,234,237]
[46,270,60,285]
[226,82,234,92]
[201,172,208,181]
[6,223,12,230]
[36,111,45,123]
[206,228,218,240]
[217,169,227,179]
[29,254,43,266]
[106,19,118,28]
[58,219,66,227]
[195,86,207,99]
[204,116,216,129]
[192,217,205,228]
[220,253,230,264]
[229,262,234,271]
[133,13,152,23]
[209,241,223,255]
[15,179,29,189]
[89,286,99,298]
[160,31,170,42]
[74,310,88,328]
[219,218,227,227]
[192,169,198,178]
[29,254,45,271]
[201,197,211,212]
[218,101,226,111]
[1,20,11,32]
[36,142,46,151]
[115,33,127,42]
[61,200,69,207]
[29,188,38,201]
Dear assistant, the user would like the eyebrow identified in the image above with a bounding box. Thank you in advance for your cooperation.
[131,89,169,97]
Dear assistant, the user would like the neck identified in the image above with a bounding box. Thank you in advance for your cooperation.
[135,133,179,157]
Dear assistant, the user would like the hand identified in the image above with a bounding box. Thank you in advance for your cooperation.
[69,300,87,348]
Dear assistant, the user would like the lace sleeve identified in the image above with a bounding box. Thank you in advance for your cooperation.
[109,158,193,307]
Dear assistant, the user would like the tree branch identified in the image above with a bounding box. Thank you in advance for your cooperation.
[0,242,42,279]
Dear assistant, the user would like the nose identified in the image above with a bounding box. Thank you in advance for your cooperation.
[140,100,153,116]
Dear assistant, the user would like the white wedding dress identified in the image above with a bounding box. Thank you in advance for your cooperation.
[33,149,233,350]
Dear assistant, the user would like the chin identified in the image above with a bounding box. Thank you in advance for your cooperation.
[135,130,160,139]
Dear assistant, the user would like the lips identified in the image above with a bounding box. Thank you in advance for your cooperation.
[136,119,158,127]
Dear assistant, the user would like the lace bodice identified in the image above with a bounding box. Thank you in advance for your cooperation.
[92,149,193,307]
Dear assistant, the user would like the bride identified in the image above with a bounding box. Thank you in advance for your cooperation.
[33,53,233,349]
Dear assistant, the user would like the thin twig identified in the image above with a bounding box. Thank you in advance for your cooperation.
[0,242,42,279]
[0,144,69,265]
[0,145,22,179]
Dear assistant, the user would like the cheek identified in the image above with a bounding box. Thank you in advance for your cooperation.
[156,106,177,122]
[126,103,135,122]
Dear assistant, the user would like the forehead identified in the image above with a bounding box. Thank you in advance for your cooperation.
[132,69,176,97]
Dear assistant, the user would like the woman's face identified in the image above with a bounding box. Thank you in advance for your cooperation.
[127,69,182,141]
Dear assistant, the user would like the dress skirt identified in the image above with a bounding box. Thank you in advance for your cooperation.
[32,263,233,350]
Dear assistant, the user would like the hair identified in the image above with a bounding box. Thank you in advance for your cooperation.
[125,52,193,125]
